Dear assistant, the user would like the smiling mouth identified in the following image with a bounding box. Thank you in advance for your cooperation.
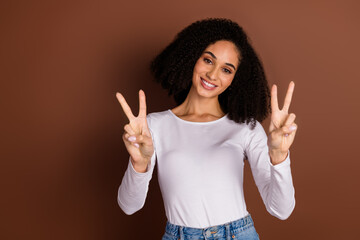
[200,77,217,88]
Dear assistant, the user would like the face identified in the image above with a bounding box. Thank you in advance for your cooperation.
[191,40,240,98]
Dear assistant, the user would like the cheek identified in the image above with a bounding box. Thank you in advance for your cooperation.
[192,63,201,83]
[221,76,234,88]
[194,59,208,72]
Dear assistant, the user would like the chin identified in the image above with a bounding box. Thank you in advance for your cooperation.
[196,85,222,98]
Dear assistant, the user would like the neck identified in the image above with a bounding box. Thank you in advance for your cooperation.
[177,86,225,117]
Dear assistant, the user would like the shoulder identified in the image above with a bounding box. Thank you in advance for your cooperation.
[225,117,265,133]
[244,120,268,149]
[223,118,267,149]
[146,110,172,128]
[251,120,267,135]
[147,109,171,121]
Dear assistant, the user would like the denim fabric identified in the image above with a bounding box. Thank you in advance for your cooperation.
[162,214,260,240]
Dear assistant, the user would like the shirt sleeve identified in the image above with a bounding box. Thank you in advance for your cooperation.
[245,122,295,220]
[117,115,157,215]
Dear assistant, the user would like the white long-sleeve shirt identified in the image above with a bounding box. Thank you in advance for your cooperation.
[118,109,295,228]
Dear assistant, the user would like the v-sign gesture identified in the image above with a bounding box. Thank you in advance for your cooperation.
[116,90,154,173]
[268,81,298,165]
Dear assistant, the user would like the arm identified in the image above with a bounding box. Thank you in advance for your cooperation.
[117,151,156,215]
[115,90,156,215]
[246,123,295,220]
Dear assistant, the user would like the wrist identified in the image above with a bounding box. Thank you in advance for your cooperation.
[269,149,288,165]
[133,163,148,173]
[131,159,150,173]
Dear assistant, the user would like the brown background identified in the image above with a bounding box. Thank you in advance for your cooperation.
[1,0,359,239]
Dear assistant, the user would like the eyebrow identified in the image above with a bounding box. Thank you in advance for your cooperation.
[204,51,237,71]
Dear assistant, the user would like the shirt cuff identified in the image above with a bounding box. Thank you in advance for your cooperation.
[128,151,155,176]
[270,150,291,170]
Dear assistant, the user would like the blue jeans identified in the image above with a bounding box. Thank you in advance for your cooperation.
[162,214,260,240]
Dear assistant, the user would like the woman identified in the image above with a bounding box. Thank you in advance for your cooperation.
[116,18,297,240]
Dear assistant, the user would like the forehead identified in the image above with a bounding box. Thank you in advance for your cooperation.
[204,40,240,64]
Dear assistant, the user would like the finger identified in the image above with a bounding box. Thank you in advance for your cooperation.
[290,124,298,136]
[141,119,152,137]
[124,124,136,135]
[284,113,296,127]
[122,132,131,145]
[138,89,147,118]
[125,134,153,146]
[122,133,139,148]
[138,134,153,146]
[271,84,279,112]
[116,92,135,121]
[284,123,297,136]
[285,124,298,137]
[282,81,295,113]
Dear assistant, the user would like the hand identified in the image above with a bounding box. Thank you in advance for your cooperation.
[268,81,298,165]
[116,89,154,172]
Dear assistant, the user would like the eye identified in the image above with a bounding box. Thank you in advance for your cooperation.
[223,68,232,74]
[203,58,212,64]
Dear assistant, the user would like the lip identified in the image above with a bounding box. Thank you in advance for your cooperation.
[200,77,217,87]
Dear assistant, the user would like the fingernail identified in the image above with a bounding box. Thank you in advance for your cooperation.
[284,133,289,137]
[128,136,136,142]
[134,143,139,148]
[289,125,297,131]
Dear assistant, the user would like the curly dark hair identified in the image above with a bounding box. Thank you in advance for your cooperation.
[150,18,271,129]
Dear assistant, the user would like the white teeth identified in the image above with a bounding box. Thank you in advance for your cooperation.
[201,78,216,87]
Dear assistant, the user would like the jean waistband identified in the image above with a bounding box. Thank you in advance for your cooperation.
[165,214,254,239]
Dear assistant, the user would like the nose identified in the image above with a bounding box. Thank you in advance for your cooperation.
[206,67,217,81]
